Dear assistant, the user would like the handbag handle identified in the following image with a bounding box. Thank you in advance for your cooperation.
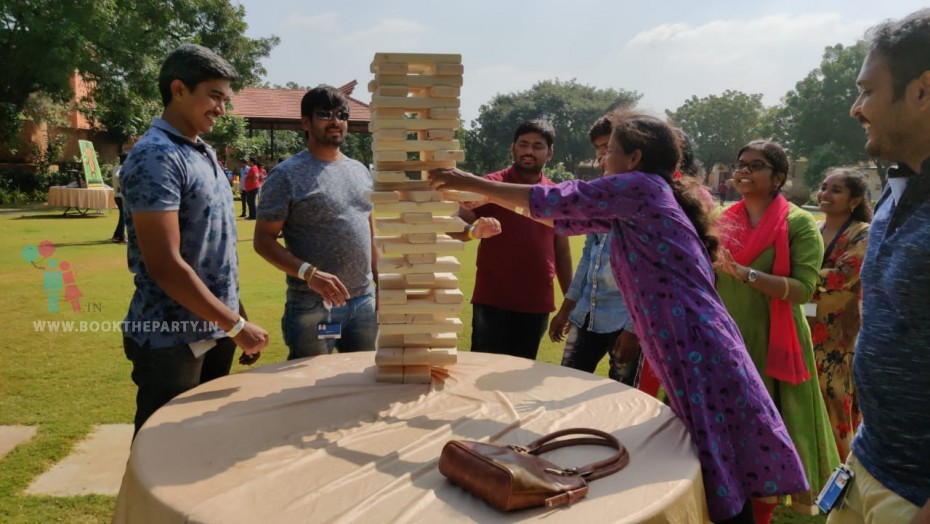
[523,428,629,481]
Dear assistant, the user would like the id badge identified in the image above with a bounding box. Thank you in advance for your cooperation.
[317,323,342,339]
[804,302,818,317]
[815,464,853,513]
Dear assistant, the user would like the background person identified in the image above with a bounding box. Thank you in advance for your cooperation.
[714,140,839,521]
[806,168,871,461]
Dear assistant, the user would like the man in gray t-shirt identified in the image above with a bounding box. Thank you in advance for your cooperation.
[254,85,377,360]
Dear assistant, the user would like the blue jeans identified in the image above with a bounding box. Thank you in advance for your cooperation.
[281,293,377,360]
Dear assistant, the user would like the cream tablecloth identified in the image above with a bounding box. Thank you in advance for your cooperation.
[46,186,115,214]
[114,352,709,523]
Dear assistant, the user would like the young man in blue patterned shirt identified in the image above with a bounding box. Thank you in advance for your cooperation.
[121,45,269,435]
[828,9,930,524]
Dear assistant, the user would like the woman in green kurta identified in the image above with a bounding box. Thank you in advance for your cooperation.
[714,140,840,522]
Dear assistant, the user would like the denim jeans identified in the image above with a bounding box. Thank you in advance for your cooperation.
[560,322,640,386]
[123,336,236,436]
[471,303,549,360]
[281,293,377,360]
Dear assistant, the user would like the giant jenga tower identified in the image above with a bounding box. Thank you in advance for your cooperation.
[368,53,473,383]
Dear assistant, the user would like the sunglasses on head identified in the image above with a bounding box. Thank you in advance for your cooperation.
[733,160,773,173]
[315,109,350,122]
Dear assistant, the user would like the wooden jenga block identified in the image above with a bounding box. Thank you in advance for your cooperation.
[368,191,399,204]
[372,171,408,183]
[373,86,411,97]
[429,108,459,119]
[378,300,460,316]
[376,365,405,383]
[372,52,461,64]
[378,332,457,349]
[378,318,463,335]
[443,190,487,202]
[429,86,461,98]
[401,212,433,224]
[371,108,410,118]
[398,189,440,202]
[370,75,463,90]
[404,232,438,244]
[374,151,408,162]
[432,150,465,161]
[371,97,461,109]
[375,216,466,234]
[379,289,407,305]
[403,366,432,384]
[378,314,408,324]
[373,129,410,141]
[375,236,463,255]
[373,201,456,215]
[402,347,431,366]
[434,288,465,304]
[405,253,437,264]
[370,62,409,75]
[426,129,455,140]
[375,347,404,366]
[430,347,458,366]
[372,140,460,152]
[369,118,461,131]
[435,63,465,75]
[378,255,460,274]
[374,160,456,172]
[378,273,459,290]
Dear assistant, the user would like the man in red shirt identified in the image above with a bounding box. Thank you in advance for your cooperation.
[243,157,261,220]
[451,120,573,359]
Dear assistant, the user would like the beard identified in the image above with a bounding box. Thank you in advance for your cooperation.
[312,126,345,147]
[513,156,544,176]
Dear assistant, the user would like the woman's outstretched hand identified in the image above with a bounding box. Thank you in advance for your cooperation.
[428,168,479,191]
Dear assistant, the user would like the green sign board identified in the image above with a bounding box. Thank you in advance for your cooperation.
[79,140,104,187]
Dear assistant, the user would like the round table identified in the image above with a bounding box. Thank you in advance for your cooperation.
[46,186,115,216]
[114,352,709,523]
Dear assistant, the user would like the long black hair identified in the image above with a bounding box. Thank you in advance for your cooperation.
[824,168,874,223]
[609,111,719,261]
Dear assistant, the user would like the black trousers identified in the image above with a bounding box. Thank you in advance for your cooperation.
[123,336,236,436]
[471,303,548,360]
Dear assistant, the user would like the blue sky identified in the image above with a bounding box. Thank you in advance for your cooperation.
[236,1,926,127]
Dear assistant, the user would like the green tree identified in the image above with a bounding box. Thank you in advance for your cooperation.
[666,90,773,170]
[465,79,640,174]
[775,43,876,184]
[804,142,860,188]
[0,0,279,148]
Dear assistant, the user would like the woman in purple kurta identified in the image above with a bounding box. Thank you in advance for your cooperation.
[430,114,807,522]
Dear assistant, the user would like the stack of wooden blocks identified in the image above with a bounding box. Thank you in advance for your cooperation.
[368,53,473,384]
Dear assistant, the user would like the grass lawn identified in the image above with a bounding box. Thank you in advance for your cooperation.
[0,203,824,523]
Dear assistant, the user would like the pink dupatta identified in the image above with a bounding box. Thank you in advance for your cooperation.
[720,195,810,385]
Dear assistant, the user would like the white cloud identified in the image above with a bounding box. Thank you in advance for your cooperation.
[617,13,875,112]
[282,11,340,32]
[338,18,428,47]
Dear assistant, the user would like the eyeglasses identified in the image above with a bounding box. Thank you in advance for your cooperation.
[315,109,350,121]
[733,160,773,173]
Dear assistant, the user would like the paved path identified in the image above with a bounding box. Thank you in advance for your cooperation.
[1,424,132,496]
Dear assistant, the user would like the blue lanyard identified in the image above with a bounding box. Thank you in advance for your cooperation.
[820,217,854,264]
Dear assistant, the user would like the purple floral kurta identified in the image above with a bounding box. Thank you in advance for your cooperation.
[529,172,808,521]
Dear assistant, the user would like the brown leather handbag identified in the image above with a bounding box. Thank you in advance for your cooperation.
[437,428,629,511]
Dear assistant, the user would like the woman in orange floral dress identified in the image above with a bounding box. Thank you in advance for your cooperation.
[807,168,872,460]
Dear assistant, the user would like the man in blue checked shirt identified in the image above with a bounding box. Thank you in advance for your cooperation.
[548,116,642,384]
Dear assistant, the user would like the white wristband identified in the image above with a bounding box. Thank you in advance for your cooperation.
[297,262,312,280]
[226,316,246,338]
